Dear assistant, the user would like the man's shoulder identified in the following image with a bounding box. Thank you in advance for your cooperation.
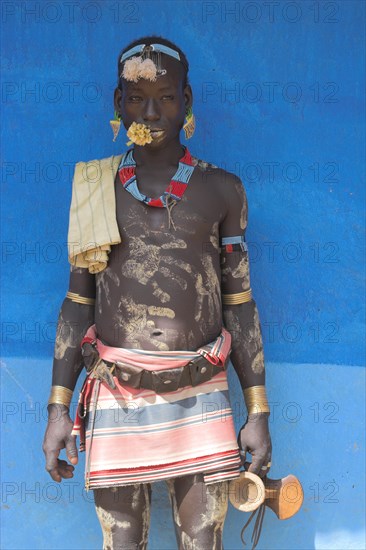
[191,153,242,188]
[191,153,219,173]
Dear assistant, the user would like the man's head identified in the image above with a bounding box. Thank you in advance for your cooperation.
[117,36,190,89]
[114,36,193,148]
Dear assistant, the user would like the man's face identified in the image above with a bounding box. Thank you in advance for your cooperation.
[114,55,192,149]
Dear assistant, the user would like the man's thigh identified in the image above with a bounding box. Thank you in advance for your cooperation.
[166,473,229,550]
[94,483,152,550]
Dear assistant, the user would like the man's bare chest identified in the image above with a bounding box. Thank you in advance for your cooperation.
[113,167,226,249]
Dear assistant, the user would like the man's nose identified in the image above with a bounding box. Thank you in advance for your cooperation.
[142,98,160,121]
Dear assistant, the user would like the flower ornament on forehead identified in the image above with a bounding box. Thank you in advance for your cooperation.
[122,57,158,83]
[121,43,181,83]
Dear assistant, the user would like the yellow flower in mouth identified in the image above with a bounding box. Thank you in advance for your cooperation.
[126,122,153,146]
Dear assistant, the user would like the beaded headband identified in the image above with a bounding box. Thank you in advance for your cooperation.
[120,43,182,83]
[121,43,181,63]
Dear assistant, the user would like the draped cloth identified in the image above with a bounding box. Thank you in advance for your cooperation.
[71,326,242,490]
[67,151,208,273]
[67,155,122,274]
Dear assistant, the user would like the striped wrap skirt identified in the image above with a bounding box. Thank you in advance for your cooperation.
[72,325,242,490]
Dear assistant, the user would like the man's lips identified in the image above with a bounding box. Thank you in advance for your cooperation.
[149,128,166,138]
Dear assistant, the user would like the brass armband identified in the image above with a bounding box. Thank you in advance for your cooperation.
[48,385,73,408]
[66,291,95,306]
[244,385,270,415]
[222,289,252,305]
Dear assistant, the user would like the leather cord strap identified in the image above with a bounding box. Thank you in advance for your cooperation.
[240,503,266,549]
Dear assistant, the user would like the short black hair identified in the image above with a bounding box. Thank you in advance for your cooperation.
[117,35,189,88]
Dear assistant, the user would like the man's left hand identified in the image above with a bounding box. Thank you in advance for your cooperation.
[237,412,272,478]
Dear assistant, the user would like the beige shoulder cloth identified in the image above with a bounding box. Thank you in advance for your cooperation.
[67,154,122,274]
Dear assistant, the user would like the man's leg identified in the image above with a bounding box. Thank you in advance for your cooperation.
[166,473,229,550]
[94,483,152,550]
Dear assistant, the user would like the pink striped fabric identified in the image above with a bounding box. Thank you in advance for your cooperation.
[72,328,242,490]
[81,324,232,370]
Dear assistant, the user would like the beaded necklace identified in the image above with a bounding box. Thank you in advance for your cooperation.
[118,146,195,207]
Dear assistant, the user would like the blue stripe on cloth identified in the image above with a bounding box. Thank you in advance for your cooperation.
[85,410,235,439]
[85,389,232,431]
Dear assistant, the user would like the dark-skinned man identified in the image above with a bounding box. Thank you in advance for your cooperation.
[43,36,272,550]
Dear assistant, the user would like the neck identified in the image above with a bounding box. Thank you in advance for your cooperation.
[132,138,185,168]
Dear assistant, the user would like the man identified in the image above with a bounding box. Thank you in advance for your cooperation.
[43,36,272,550]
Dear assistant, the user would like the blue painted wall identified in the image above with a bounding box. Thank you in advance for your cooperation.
[1,1,365,549]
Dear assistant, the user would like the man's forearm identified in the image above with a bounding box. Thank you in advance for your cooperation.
[223,299,266,390]
[51,298,95,392]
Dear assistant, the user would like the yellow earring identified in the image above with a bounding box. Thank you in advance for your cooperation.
[183,107,195,139]
[110,111,122,142]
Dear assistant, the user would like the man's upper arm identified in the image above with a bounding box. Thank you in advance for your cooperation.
[67,265,96,300]
[219,175,252,299]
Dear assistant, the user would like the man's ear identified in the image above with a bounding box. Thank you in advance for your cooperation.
[184,84,193,110]
[114,87,122,115]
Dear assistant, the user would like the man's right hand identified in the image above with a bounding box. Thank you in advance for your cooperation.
[42,404,78,482]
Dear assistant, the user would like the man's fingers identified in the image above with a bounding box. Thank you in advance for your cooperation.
[248,454,266,476]
[47,459,75,482]
[48,469,62,483]
[65,435,78,465]
[57,459,75,479]
[44,449,60,473]
[257,456,272,479]
[237,433,248,466]
[239,448,247,465]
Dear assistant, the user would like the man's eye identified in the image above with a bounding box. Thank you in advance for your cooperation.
[162,95,174,100]
[128,96,142,101]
